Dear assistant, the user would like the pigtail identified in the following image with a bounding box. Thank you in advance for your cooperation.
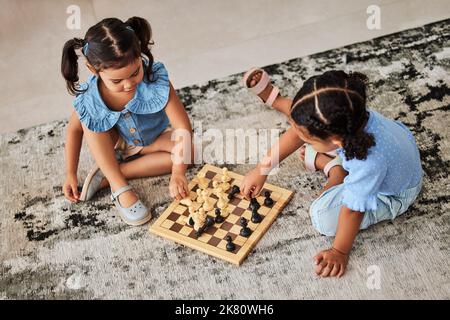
[125,16,155,81]
[61,38,86,95]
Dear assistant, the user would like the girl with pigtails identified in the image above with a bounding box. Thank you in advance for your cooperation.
[61,17,193,226]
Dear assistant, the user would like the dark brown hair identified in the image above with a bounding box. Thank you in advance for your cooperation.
[290,70,375,160]
[61,17,154,95]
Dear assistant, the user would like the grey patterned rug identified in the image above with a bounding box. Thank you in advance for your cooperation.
[1,19,449,299]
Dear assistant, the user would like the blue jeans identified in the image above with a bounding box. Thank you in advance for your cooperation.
[309,179,423,236]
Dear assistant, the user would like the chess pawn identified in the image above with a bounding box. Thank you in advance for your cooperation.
[197,208,207,224]
[239,217,252,237]
[196,189,205,204]
[220,175,231,192]
[216,192,228,210]
[197,172,209,189]
[220,206,231,218]
[202,194,214,211]
[194,208,206,231]
[221,167,231,182]
[212,181,223,196]
[225,235,235,252]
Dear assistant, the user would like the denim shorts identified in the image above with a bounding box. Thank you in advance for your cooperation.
[309,178,423,236]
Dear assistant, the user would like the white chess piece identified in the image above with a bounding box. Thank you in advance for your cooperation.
[196,189,204,204]
[180,197,192,206]
[197,172,209,189]
[216,190,228,209]
[221,167,231,182]
[194,208,207,231]
[202,193,214,211]
[219,175,231,192]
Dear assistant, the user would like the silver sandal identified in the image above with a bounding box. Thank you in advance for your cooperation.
[111,185,151,226]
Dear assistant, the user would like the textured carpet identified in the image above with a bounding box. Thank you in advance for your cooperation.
[1,19,449,299]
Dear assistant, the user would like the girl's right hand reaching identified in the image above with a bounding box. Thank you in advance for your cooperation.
[240,166,268,200]
[63,173,80,203]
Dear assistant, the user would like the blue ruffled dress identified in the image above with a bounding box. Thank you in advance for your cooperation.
[73,59,170,147]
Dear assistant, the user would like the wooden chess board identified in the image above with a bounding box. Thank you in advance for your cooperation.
[149,164,294,265]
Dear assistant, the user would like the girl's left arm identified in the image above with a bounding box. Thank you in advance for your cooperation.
[314,206,364,278]
[164,82,193,199]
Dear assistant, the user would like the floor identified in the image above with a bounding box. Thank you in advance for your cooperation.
[1,18,449,298]
[0,0,449,133]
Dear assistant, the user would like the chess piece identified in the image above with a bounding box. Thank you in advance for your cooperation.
[239,217,252,237]
[225,235,235,252]
[205,216,215,227]
[212,181,223,196]
[194,208,207,231]
[214,208,224,223]
[216,190,228,209]
[198,208,207,223]
[187,205,196,226]
[196,189,205,204]
[221,167,231,182]
[221,206,231,218]
[228,185,240,200]
[220,175,231,192]
[180,197,193,206]
[202,191,214,211]
[197,172,209,189]
[264,191,274,206]
[251,207,262,223]
[195,226,205,237]
[249,197,261,211]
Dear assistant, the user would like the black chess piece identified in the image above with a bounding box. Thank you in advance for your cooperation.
[195,226,205,237]
[249,197,261,211]
[225,235,235,252]
[205,216,215,227]
[189,217,194,226]
[228,185,240,200]
[264,191,274,206]
[214,208,224,223]
[251,207,262,223]
[239,217,252,237]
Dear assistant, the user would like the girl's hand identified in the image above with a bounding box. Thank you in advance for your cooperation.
[63,173,80,203]
[240,166,268,200]
[169,173,189,200]
[314,248,349,278]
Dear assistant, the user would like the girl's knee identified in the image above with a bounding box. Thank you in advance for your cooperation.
[309,202,338,237]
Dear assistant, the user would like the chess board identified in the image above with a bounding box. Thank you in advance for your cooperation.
[149,164,294,265]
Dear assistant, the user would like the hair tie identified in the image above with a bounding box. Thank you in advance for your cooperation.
[82,42,89,56]
[126,26,134,32]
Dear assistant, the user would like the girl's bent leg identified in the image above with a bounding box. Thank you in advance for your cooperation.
[81,125,137,207]
[99,152,173,189]
[309,184,374,236]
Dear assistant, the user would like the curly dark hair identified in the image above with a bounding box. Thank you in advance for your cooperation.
[290,70,375,160]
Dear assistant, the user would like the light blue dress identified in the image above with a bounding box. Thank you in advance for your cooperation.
[309,109,423,236]
[73,59,170,147]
